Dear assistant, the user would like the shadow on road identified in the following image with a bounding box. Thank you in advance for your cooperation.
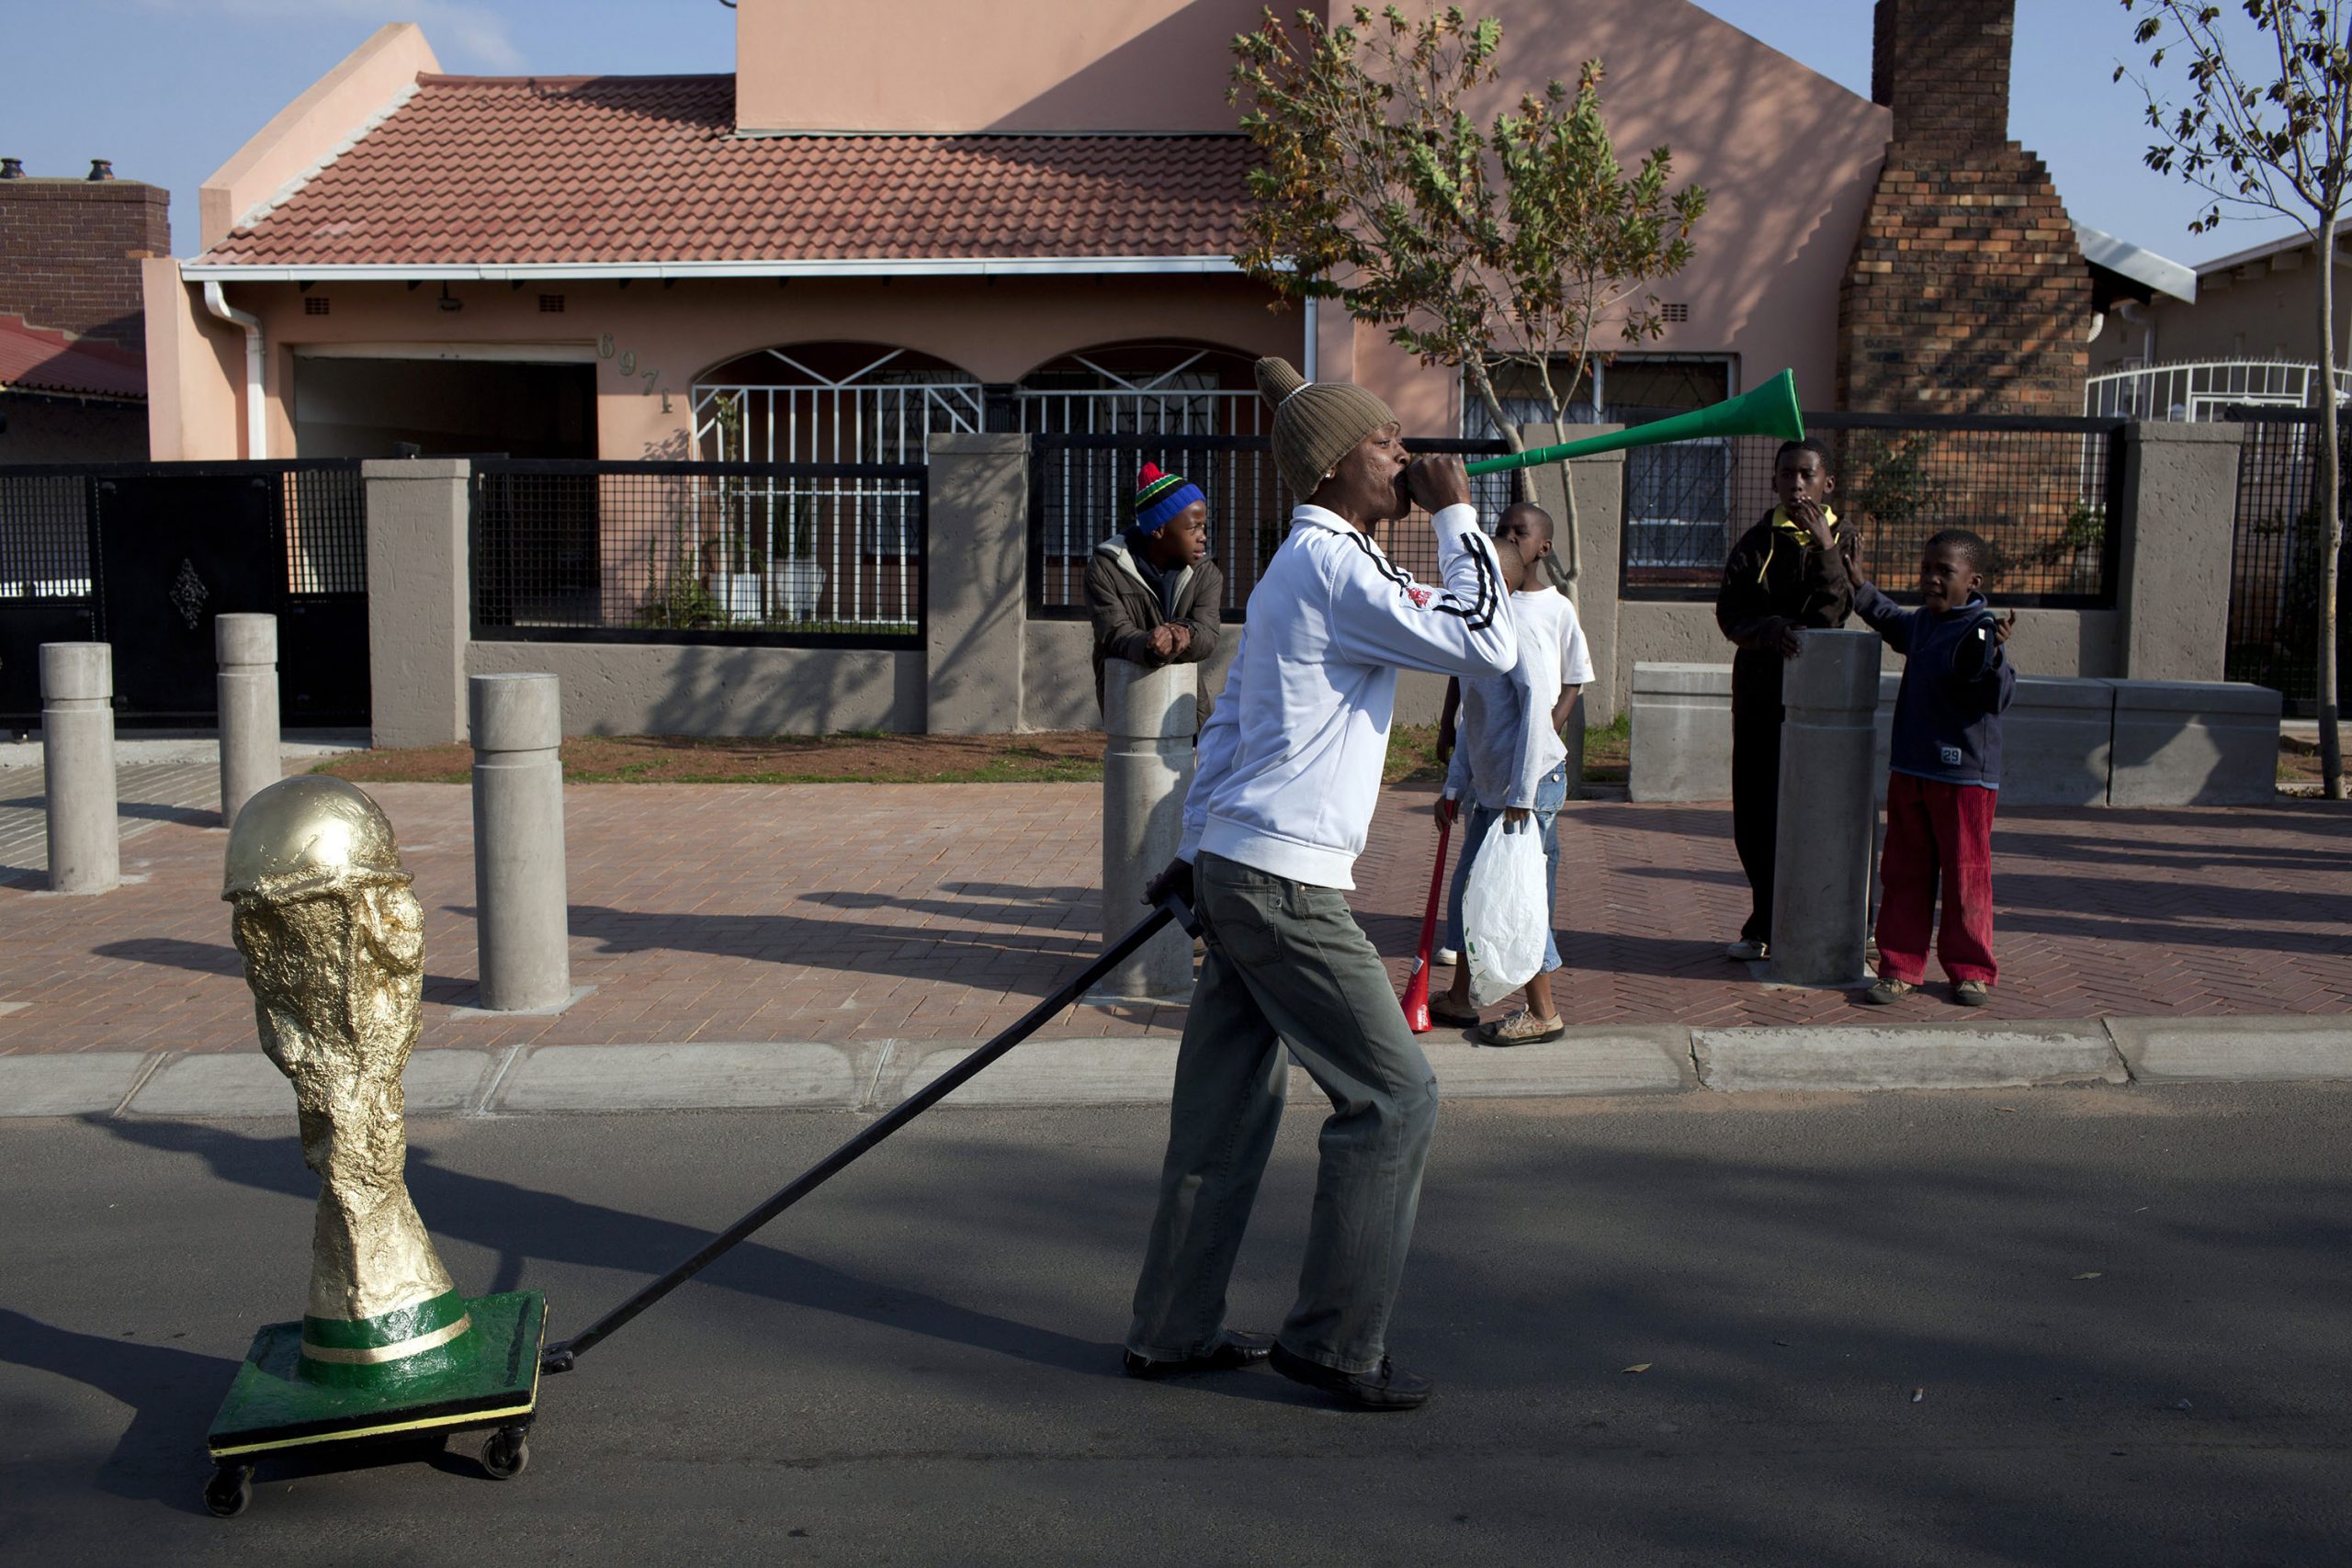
[0,1308,241,1513]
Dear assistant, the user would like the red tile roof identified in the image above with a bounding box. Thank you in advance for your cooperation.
[200,74,1256,267]
[0,314,146,400]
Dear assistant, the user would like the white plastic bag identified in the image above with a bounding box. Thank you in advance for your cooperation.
[1461,819,1548,1007]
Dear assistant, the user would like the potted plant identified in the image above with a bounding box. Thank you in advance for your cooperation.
[766,491,825,621]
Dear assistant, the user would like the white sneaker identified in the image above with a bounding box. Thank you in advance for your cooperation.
[1723,939,1768,962]
[1435,947,1460,966]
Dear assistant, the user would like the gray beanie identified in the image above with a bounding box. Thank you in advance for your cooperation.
[1255,356,1398,501]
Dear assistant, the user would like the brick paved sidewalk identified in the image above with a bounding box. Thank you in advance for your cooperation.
[2,778,2346,1057]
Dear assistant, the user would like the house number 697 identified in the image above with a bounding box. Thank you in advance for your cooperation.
[596,333,662,395]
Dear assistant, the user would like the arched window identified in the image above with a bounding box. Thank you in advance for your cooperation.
[685,344,982,627]
[1016,343,1265,437]
[693,343,983,464]
[1018,344,1275,593]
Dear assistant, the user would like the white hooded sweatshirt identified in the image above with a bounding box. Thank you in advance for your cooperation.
[1178,502,1518,889]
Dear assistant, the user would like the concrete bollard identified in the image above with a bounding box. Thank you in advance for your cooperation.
[40,643,119,894]
[216,614,280,829]
[1099,659,1198,999]
[469,673,571,1010]
[1765,629,1881,987]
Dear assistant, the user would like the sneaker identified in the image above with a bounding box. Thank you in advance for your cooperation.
[1863,977,1914,1006]
[1723,939,1768,962]
[1435,947,1460,966]
[1954,980,1992,1008]
[1471,1008,1566,1048]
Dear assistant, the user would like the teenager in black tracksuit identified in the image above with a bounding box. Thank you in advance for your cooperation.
[1713,437,1857,958]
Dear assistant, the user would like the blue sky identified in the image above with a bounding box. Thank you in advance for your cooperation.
[0,0,2307,266]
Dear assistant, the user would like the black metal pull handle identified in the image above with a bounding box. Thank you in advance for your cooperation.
[541,894,1190,1375]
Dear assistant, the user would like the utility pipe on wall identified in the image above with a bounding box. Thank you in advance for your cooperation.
[201,280,266,459]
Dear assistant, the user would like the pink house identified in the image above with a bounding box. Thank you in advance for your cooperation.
[145,0,1895,468]
[133,0,2163,739]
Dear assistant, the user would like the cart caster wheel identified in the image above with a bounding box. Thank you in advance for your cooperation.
[204,1463,253,1517]
[481,1427,530,1480]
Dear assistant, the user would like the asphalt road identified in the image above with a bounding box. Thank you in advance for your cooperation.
[4,1085,2348,1566]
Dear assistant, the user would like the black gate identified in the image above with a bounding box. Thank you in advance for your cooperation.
[0,459,370,728]
[2222,408,2348,715]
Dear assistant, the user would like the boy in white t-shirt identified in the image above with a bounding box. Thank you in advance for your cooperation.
[1430,503,1595,1046]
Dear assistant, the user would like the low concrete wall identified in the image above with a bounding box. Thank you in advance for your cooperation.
[2109,679,2282,806]
[1617,603,1728,721]
[1635,660,2281,807]
[466,643,922,737]
[1628,662,1733,802]
[1614,603,2120,723]
[1985,676,2117,807]
[355,411,2243,743]
[1870,673,2116,807]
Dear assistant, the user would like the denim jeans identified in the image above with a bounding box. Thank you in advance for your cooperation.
[1126,851,1441,1375]
[1442,761,1568,972]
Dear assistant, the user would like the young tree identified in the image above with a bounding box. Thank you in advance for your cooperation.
[1230,5,1707,593]
[2118,0,2349,797]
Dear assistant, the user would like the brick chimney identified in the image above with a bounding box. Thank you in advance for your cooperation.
[1838,0,2090,413]
[0,164,170,353]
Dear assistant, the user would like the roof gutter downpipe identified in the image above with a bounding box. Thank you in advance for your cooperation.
[200,280,266,459]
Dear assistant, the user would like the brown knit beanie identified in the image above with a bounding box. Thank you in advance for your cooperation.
[1255,356,1398,500]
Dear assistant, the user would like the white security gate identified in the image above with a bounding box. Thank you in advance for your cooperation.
[1018,351,1271,582]
[691,349,979,628]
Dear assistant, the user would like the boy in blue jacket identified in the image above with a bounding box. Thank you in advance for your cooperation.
[1852,528,2018,1007]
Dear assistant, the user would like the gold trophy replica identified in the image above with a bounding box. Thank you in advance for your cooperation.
[202,776,544,1517]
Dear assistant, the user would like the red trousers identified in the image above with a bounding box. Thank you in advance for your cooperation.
[1876,773,1998,986]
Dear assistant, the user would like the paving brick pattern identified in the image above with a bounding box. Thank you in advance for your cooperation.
[0,762,222,875]
[2,779,2346,1058]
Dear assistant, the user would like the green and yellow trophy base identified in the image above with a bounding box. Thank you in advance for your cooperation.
[202,1290,546,1517]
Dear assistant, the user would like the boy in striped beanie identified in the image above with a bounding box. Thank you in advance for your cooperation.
[1084,461,1223,728]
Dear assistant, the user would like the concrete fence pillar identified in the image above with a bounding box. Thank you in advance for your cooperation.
[469,673,570,1011]
[363,457,472,749]
[2116,421,2243,682]
[1766,629,1881,987]
[1097,659,1197,999]
[40,642,118,894]
[216,613,279,829]
[925,432,1029,734]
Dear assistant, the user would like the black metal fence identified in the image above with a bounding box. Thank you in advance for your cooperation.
[470,459,926,646]
[1618,411,2125,607]
[2222,408,2346,711]
[0,458,369,726]
[1028,434,1515,619]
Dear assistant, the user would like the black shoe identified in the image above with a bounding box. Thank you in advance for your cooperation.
[1267,1342,1432,1411]
[1122,1330,1274,1380]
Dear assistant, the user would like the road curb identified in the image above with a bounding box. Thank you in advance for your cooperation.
[2,1015,2346,1120]
[2106,1014,2352,1084]
[1692,1021,2126,1094]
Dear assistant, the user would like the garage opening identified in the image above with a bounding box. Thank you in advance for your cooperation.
[293,354,595,458]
